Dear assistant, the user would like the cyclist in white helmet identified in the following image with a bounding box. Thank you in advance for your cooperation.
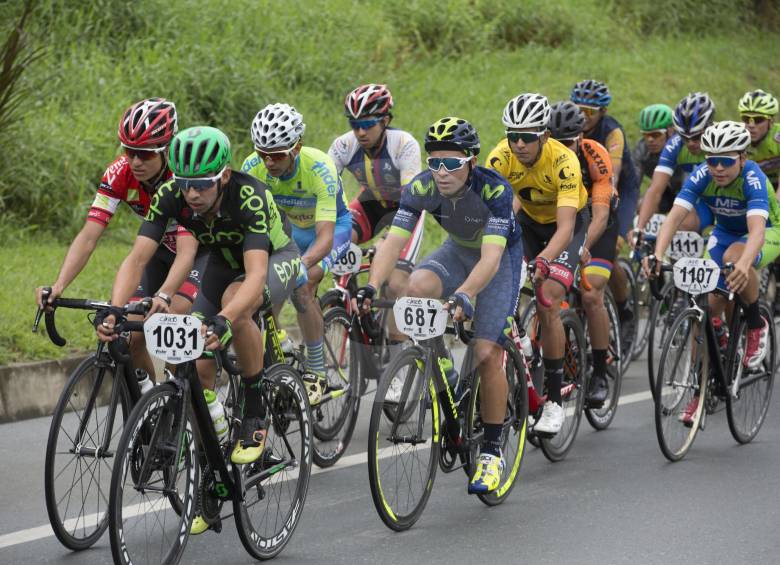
[242,103,352,405]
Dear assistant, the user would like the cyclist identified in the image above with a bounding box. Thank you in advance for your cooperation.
[738,89,780,187]
[242,103,352,404]
[329,84,424,362]
[644,121,779,424]
[36,98,201,379]
[570,80,640,334]
[549,101,617,407]
[635,92,716,238]
[356,117,523,494]
[633,104,681,213]
[96,126,300,470]
[487,93,589,435]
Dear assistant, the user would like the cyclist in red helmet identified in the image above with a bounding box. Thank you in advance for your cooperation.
[37,98,202,380]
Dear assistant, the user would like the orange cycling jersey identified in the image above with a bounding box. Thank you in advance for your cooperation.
[580,138,616,209]
[487,137,588,224]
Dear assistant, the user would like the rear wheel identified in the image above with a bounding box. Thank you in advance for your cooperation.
[585,291,623,430]
[616,258,639,370]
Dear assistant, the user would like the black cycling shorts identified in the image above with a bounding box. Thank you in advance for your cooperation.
[131,245,205,303]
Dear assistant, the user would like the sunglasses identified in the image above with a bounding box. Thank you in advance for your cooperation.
[741,115,769,126]
[577,105,600,117]
[679,132,702,142]
[349,117,382,131]
[506,130,544,144]
[427,156,471,172]
[123,145,166,161]
[705,155,739,169]
[255,145,296,162]
[173,167,225,192]
[642,130,666,140]
[556,137,578,148]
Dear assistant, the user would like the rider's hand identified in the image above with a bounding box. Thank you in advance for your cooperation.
[354,284,376,314]
[204,314,232,352]
[94,306,123,342]
[725,261,751,294]
[533,257,550,285]
[36,284,61,311]
[445,291,474,322]
[642,254,660,279]
[295,263,309,289]
[580,247,592,265]
[147,294,171,317]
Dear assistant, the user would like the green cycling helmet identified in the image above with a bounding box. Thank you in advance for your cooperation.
[169,126,232,177]
[738,89,778,117]
[639,104,673,132]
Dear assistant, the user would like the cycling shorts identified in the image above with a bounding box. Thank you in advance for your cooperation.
[519,208,590,291]
[584,213,619,280]
[349,188,425,268]
[192,240,301,319]
[131,246,204,303]
[292,213,352,272]
[415,238,523,345]
[706,225,780,292]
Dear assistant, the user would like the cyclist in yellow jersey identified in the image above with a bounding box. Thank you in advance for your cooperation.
[488,93,589,434]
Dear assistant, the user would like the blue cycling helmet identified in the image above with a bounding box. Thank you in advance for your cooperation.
[570,79,612,107]
[673,92,715,136]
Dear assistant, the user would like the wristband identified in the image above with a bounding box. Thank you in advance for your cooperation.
[154,292,172,306]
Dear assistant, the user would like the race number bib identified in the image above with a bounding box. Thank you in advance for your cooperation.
[330,243,362,275]
[143,313,204,364]
[673,257,719,295]
[393,297,448,340]
[643,214,666,238]
[667,231,705,260]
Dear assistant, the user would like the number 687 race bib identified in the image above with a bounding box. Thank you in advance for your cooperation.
[143,313,204,364]
[393,297,449,340]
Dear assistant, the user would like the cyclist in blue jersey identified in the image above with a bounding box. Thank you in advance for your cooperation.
[645,121,779,424]
[356,117,524,495]
[243,103,352,404]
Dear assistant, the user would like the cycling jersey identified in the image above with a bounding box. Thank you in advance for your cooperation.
[389,166,521,250]
[241,146,350,229]
[88,155,186,252]
[747,123,780,182]
[579,138,616,211]
[655,134,705,180]
[328,128,421,205]
[487,137,588,225]
[674,160,780,235]
[585,115,640,197]
[633,138,685,213]
[140,171,291,271]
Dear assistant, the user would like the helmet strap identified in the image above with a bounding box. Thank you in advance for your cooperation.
[201,178,224,218]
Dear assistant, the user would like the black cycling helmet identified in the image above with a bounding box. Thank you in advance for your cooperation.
[549,101,586,140]
[424,117,481,156]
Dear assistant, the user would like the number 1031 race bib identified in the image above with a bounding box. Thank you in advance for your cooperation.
[143,313,205,364]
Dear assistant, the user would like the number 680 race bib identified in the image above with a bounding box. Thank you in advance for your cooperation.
[330,243,362,275]
[143,313,204,364]
[672,257,720,295]
[393,297,449,340]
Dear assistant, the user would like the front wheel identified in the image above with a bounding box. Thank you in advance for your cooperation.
[233,365,313,560]
[585,291,623,430]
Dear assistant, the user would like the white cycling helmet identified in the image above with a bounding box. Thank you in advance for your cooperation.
[700,121,750,154]
[502,93,551,129]
[251,103,306,150]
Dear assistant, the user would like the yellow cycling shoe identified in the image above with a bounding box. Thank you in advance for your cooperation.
[190,515,210,535]
[303,373,327,406]
[468,453,505,494]
[230,417,267,465]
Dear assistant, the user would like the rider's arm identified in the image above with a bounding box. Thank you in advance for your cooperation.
[110,235,160,307]
[637,135,681,230]
[739,215,766,270]
[367,231,409,289]
[540,206,576,261]
[50,220,106,297]
[306,156,341,267]
[155,229,198,299]
[302,220,334,269]
[654,164,708,257]
[396,134,422,184]
[456,242,504,299]
[739,163,774,269]
[652,204,688,258]
[604,129,625,189]
[220,249,268,322]
[584,140,614,248]
[539,149,582,260]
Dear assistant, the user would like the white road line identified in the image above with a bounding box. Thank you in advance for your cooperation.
[0,388,653,550]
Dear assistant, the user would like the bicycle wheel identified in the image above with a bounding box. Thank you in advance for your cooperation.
[616,258,639,370]
[109,383,197,565]
[647,280,679,400]
[654,308,707,462]
[585,291,623,431]
[540,309,587,462]
[632,262,653,360]
[368,346,439,531]
[233,365,312,560]
[311,306,360,467]
[466,342,529,506]
[44,354,130,551]
[725,303,776,444]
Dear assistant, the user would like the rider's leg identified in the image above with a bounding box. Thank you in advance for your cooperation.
[582,272,610,403]
[296,264,325,374]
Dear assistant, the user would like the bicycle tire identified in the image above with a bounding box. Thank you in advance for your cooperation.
[311,306,361,467]
[368,346,439,531]
[467,341,529,506]
[725,302,776,444]
[653,308,707,462]
[632,261,653,360]
[45,354,130,551]
[647,279,678,400]
[585,291,623,430]
[540,309,587,462]
[616,258,639,370]
[517,299,544,449]
[109,382,197,565]
[233,364,312,560]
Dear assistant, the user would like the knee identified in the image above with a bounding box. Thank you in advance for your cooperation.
[722,246,742,265]
[581,288,603,311]
[474,342,501,372]
[406,276,429,298]
[387,272,409,298]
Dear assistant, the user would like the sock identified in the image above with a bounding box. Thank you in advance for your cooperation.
[306,339,325,375]
[242,371,266,420]
[746,301,763,330]
[592,349,607,378]
[481,423,503,457]
[543,357,564,405]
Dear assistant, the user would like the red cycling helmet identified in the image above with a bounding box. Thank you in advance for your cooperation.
[117,97,178,148]
[344,84,393,119]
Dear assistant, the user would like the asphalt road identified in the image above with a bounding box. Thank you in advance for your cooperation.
[2,341,780,565]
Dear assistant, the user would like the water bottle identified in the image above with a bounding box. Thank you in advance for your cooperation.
[712,317,729,356]
[204,389,228,443]
[277,328,295,355]
[440,357,460,396]
[518,329,534,359]
[135,369,154,395]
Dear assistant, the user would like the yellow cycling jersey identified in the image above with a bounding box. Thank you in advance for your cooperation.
[486,137,588,224]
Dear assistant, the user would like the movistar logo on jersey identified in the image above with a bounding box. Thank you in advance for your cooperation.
[410,178,434,196]
[481,183,505,200]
